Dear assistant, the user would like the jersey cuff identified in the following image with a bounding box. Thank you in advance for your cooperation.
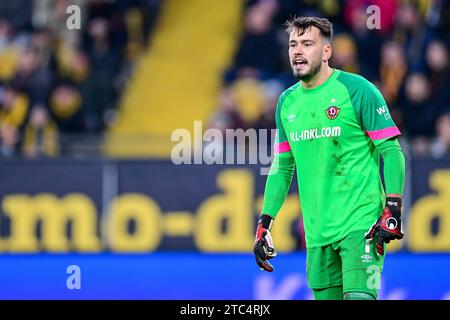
[366,126,401,140]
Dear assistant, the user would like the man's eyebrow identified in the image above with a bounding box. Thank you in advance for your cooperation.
[289,39,315,43]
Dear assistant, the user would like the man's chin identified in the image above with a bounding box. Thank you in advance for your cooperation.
[293,66,320,81]
[294,71,311,81]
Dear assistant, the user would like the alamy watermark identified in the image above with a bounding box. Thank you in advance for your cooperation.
[66,4,81,30]
[66,265,81,290]
[171,121,277,175]
[367,5,381,30]
[366,265,381,290]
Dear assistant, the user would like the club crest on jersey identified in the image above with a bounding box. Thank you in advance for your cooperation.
[326,106,340,120]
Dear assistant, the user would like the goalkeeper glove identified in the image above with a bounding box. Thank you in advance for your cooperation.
[365,197,404,255]
[254,214,277,272]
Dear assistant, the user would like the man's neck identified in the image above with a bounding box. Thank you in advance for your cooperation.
[301,66,334,89]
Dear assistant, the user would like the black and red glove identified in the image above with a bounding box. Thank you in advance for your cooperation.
[365,197,404,255]
[254,214,277,272]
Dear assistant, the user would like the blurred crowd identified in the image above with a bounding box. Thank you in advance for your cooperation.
[0,0,161,157]
[1,0,449,159]
[209,0,450,159]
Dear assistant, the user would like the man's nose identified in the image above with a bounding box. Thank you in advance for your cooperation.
[292,46,304,56]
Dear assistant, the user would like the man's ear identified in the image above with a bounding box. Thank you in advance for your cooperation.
[323,44,332,62]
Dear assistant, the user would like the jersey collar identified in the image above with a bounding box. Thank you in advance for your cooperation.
[298,68,340,94]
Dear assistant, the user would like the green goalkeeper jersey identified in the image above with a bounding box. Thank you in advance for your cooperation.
[263,69,401,248]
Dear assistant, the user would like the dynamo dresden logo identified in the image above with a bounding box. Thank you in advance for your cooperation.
[326,106,340,120]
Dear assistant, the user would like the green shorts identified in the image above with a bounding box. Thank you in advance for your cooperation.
[306,229,385,298]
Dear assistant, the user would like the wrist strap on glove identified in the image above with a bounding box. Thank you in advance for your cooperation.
[260,214,273,230]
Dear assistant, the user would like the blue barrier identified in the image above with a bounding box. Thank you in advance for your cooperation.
[0,253,448,300]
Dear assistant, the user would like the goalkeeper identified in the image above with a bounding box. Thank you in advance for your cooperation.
[254,16,405,300]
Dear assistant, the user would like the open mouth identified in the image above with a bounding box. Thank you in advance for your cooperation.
[293,58,307,67]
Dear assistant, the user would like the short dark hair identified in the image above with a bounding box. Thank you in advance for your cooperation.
[285,16,333,43]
